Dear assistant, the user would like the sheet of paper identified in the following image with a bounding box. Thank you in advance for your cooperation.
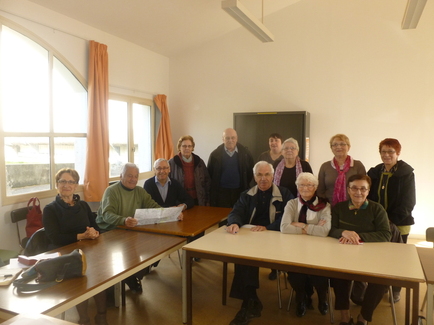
[0,266,22,286]
[134,206,183,225]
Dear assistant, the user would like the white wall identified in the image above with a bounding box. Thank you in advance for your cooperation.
[0,0,170,251]
[169,0,434,238]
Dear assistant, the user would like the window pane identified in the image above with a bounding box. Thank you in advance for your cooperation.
[54,137,87,183]
[1,26,49,132]
[133,103,152,172]
[108,100,128,177]
[53,57,87,133]
[5,137,50,196]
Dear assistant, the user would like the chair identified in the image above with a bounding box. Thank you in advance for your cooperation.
[420,227,434,312]
[11,206,31,249]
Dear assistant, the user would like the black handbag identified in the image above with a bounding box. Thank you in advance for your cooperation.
[13,249,87,292]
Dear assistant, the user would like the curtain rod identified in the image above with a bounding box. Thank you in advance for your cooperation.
[0,9,89,42]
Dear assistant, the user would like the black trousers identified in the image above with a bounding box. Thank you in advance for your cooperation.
[287,272,328,303]
[333,278,386,322]
[230,264,259,300]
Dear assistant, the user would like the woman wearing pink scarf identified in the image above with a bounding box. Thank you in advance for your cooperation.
[317,134,366,206]
[273,138,312,198]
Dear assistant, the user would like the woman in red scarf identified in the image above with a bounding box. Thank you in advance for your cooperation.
[281,172,331,318]
[317,134,366,206]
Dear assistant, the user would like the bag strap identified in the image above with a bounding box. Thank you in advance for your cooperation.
[27,197,35,210]
[13,277,57,292]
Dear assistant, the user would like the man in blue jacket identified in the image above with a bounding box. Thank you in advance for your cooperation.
[226,161,293,325]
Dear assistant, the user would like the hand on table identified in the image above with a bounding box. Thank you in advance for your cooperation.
[125,216,138,227]
[339,230,362,245]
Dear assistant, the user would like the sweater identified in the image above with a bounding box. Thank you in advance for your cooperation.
[43,194,99,249]
[317,159,366,204]
[96,182,160,230]
[329,199,391,242]
[280,197,331,237]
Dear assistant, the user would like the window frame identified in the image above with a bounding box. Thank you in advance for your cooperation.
[108,93,156,183]
[0,18,88,205]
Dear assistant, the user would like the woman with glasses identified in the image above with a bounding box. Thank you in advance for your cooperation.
[168,135,211,206]
[43,168,107,325]
[317,134,366,206]
[273,138,312,198]
[281,173,331,318]
[367,138,415,303]
[329,174,391,325]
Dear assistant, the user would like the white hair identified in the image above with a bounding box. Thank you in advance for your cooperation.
[295,172,318,187]
[121,163,139,176]
[282,137,299,151]
[153,158,168,169]
[253,161,274,175]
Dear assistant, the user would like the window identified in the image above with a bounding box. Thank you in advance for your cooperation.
[0,24,87,204]
[108,95,153,179]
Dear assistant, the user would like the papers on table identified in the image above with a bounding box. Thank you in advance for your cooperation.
[0,266,22,286]
[17,252,60,266]
[134,206,183,225]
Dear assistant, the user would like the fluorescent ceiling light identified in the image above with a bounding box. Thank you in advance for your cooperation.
[402,0,427,29]
[222,0,274,42]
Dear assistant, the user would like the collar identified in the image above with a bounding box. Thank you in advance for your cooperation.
[330,156,354,170]
[224,146,238,156]
[154,176,171,186]
[348,199,369,210]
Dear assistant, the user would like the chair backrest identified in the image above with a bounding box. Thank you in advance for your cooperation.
[426,228,434,247]
[23,228,50,256]
[11,207,31,248]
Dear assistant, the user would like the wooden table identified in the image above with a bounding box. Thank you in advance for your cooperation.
[182,227,425,325]
[119,206,231,240]
[417,247,434,324]
[0,314,76,324]
[0,229,185,320]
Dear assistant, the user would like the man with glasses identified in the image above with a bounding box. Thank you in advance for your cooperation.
[329,174,391,325]
[144,158,194,211]
[226,161,293,325]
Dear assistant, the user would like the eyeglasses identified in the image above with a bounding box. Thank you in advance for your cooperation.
[181,145,193,148]
[380,150,396,155]
[331,143,348,147]
[298,184,315,189]
[282,147,297,151]
[155,167,169,171]
[348,186,369,193]
[58,180,76,185]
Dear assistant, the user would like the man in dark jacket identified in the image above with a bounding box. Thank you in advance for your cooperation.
[226,161,293,325]
[208,128,254,208]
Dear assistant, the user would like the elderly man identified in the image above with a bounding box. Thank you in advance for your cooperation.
[96,162,161,293]
[144,158,194,210]
[226,161,293,325]
[208,128,254,208]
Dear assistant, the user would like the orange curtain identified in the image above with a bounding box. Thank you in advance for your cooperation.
[154,94,174,159]
[83,41,109,202]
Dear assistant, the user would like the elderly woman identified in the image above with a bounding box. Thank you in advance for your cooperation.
[273,138,312,198]
[257,133,283,164]
[317,134,366,206]
[43,168,107,325]
[281,173,331,318]
[329,174,391,325]
[367,138,415,303]
[168,135,211,206]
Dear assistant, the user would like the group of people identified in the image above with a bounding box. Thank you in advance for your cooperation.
[39,128,415,325]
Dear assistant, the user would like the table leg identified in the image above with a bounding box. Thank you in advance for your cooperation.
[428,284,433,325]
[222,262,227,305]
[182,250,193,324]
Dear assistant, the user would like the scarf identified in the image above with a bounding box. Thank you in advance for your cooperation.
[332,155,351,206]
[298,195,327,223]
[273,156,303,187]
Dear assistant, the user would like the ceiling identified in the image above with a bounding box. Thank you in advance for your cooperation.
[28,0,301,58]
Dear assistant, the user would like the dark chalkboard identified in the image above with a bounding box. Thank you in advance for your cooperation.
[233,111,310,162]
